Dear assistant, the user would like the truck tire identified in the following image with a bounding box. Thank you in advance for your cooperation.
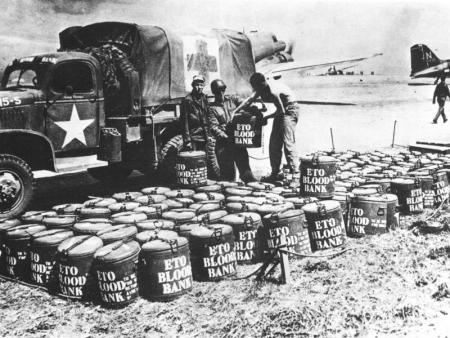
[0,154,35,219]
[158,135,184,183]
[88,164,133,183]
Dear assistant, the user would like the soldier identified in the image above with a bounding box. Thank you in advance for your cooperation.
[208,79,256,183]
[432,76,450,124]
[234,72,300,182]
[180,75,210,150]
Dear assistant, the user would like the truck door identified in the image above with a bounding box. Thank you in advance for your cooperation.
[45,60,100,152]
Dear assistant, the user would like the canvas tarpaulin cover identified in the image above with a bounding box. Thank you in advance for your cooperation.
[59,22,255,106]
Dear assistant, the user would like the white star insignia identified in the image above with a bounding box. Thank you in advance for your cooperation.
[55,104,94,148]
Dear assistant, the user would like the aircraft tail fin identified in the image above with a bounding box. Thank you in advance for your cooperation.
[410,44,441,75]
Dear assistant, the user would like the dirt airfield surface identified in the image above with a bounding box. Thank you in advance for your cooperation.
[1,226,449,337]
[1,75,450,337]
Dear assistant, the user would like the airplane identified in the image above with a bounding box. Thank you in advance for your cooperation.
[236,30,383,80]
[258,52,383,80]
[410,44,450,80]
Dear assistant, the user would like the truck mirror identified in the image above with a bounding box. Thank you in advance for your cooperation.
[65,85,74,96]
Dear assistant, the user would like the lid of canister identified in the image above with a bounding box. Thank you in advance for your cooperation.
[162,209,196,221]
[21,210,57,222]
[164,189,195,199]
[258,202,294,214]
[263,209,305,222]
[189,202,222,214]
[192,210,227,222]
[135,230,179,245]
[251,191,284,201]
[226,196,266,205]
[136,219,175,232]
[300,155,337,163]
[379,193,399,204]
[6,224,47,240]
[141,235,188,252]
[52,203,83,214]
[224,187,253,196]
[141,186,171,195]
[246,182,275,191]
[216,181,239,188]
[97,225,138,243]
[352,194,389,203]
[0,219,21,232]
[134,194,167,205]
[192,192,225,202]
[221,212,261,225]
[79,207,111,218]
[189,223,233,239]
[195,184,223,193]
[57,235,103,257]
[110,212,147,224]
[391,178,415,185]
[94,240,140,262]
[285,196,319,205]
[134,205,168,216]
[42,215,78,227]
[31,229,74,246]
[178,222,203,235]
[73,221,113,235]
[351,188,378,196]
[112,191,143,201]
[178,150,206,158]
[302,200,341,214]
[108,202,140,212]
[83,198,117,208]
[161,198,194,208]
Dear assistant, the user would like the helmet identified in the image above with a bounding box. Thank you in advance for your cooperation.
[210,79,227,94]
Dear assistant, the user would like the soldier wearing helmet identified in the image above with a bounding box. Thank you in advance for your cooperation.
[208,79,256,182]
[180,75,210,151]
[234,72,300,182]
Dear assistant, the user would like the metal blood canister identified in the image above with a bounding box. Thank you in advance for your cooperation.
[302,201,346,252]
[189,224,236,281]
[57,235,103,300]
[300,154,337,199]
[30,229,74,290]
[139,234,193,301]
[94,240,140,307]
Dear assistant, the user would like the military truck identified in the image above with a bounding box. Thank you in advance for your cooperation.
[0,22,286,218]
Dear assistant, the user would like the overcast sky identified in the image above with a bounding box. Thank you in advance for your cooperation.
[2,0,450,74]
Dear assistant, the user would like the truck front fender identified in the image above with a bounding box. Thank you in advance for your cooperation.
[0,130,56,171]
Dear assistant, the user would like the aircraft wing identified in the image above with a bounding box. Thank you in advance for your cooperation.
[261,53,383,77]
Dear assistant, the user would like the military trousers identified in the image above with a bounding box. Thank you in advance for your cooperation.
[216,138,254,182]
[269,103,300,174]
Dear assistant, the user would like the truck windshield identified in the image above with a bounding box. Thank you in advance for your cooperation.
[4,65,48,89]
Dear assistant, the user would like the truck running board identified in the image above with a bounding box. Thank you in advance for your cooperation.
[34,155,108,179]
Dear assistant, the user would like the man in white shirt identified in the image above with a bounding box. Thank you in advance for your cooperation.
[234,72,300,182]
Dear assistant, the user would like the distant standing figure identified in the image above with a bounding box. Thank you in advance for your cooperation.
[432,76,450,124]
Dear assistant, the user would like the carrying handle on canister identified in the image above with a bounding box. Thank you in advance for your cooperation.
[377,207,386,216]
[208,227,223,245]
[240,202,249,212]
[200,213,211,226]
[124,192,132,202]
[314,201,327,217]
[146,196,155,206]
[311,153,320,165]
[243,216,254,229]
[206,192,215,200]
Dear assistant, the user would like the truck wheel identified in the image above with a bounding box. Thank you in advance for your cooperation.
[0,154,35,219]
[88,164,133,183]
